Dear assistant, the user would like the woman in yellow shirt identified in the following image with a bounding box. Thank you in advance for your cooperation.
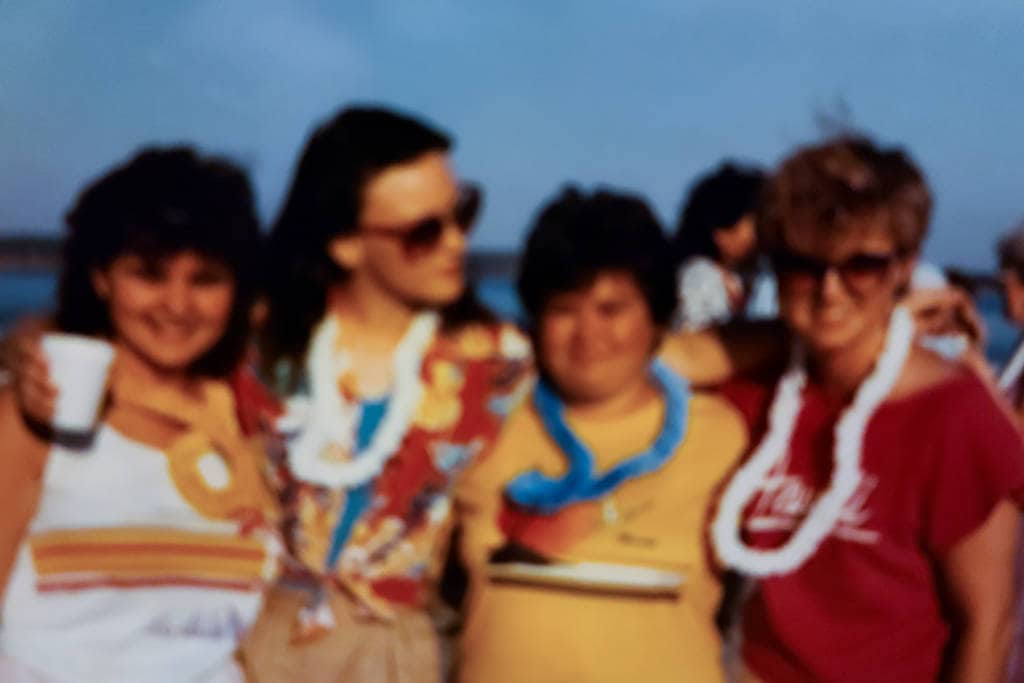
[456,188,747,683]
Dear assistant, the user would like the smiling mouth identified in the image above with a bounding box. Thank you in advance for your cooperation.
[568,354,615,366]
[811,307,851,324]
[147,322,198,341]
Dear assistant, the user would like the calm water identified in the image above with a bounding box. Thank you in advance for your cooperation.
[0,271,56,330]
[1,270,1017,366]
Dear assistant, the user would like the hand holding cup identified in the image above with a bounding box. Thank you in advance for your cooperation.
[39,334,115,434]
[3,317,57,427]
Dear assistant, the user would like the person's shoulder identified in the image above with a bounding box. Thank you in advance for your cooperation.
[690,384,754,418]
[890,346,1019,442]
[687,389,751,454]
[437,321,533,368]
[700,368,781,435]
[501,394,542,431]
[227,362,285,437]
[679,256,725,287]
[890,345,981,404]
[680,255,719,277]
[471,393,544,472]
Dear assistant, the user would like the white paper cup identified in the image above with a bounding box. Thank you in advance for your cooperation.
[40,333,115,434]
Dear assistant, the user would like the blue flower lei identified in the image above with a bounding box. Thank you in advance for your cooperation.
[505,361,690,514]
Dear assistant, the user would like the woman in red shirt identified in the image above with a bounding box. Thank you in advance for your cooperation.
[712,136,1024,683]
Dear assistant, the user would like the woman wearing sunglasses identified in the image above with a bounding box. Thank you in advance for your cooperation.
[235,106,533,683]
[0,148,279,682]
[711,137,1024,683]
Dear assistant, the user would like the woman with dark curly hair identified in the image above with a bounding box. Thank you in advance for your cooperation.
[711,136,1024,683]
[456,188,748,682]
[0,147,279,682]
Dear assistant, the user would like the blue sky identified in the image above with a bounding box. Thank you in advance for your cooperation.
[1,1,1022,269]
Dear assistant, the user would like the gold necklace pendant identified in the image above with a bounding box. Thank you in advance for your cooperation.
[166,431,268,521]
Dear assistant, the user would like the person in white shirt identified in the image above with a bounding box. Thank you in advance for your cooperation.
[672,162,765,329]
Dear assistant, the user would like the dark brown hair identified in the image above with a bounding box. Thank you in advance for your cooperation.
[518,186,678,329]
[58,146,261,377]
[673,161,764,264]
[260,106,452,387]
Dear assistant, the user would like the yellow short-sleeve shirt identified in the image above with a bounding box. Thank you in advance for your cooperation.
[456,388,747,683]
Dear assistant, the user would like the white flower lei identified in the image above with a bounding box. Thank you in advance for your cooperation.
[278,311,439,489]
[710,306,914,577]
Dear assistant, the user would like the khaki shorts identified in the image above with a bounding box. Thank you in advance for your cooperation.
[239,585,441,683]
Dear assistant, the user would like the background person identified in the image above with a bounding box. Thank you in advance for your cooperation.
[672,162,768,329]
[983,218,1024,683]
[995,221,1024,417]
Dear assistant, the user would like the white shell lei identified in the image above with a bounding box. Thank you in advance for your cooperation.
[710,306,914,577]
[278,311,440,489]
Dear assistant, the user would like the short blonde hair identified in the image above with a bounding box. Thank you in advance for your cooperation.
[759,136,932,256]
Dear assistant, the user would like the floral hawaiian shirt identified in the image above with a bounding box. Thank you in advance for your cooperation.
[233,322,532,625]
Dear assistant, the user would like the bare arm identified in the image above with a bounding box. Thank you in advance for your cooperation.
[903,287,986,347]
[658,319,789,387]
[1,317,56,424]
[0,390,50,602]
[454,436,516,572]
[941,499,1020,683]
[661,288,987,389]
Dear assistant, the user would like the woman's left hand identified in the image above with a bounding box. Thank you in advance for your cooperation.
[903,287,986,347]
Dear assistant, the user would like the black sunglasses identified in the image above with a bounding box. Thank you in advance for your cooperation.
[362,182,482,255]
[771,249,902,294]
